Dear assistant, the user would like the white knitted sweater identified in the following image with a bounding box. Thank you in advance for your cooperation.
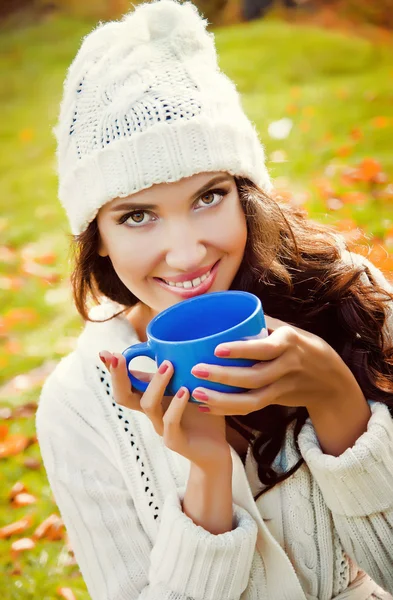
[36,253,393,600]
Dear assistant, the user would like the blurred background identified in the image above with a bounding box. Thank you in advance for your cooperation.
[0,0,392,597]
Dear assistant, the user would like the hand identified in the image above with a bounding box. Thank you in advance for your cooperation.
[190,315,366,418]
[98,351,231,471]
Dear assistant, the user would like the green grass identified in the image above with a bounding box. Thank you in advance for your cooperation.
[0,13,392,599]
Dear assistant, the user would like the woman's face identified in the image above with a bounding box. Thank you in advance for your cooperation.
[97,172,247,317]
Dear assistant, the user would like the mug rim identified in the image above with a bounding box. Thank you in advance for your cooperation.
[146,290,262,345]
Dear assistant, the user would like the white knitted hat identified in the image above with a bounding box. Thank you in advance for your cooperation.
[54,0,272,235]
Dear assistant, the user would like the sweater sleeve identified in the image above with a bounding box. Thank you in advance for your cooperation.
[36,371,258,600]
[298,401,393,593]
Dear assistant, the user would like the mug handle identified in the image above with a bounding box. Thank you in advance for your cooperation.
[122,343,155,393]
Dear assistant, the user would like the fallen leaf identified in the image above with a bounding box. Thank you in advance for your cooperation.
[57,587,77,600]
[23,457,41,470]
[372,116,390,129]
[0,277,24,291]
[0,515,33,539]
[47,517,65,541]
[358,157,382,181]
[19,128,34,143]
[9,482,28,501]
[0,407,12,420]
[341,191,368,205]
[0,246,17,264]
[0,424,9,441]
[0,434,30,458]
[12,493,37,507]
[12,402,38,419]
[2,308,39,330]
[33,514,61,540]
[350,127,363,141]
[336,145,352,158]
[11,537,36,557]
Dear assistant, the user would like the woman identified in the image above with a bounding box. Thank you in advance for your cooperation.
[36,1,393,598]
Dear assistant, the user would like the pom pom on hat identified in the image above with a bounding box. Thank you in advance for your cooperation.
[55,0,272,235]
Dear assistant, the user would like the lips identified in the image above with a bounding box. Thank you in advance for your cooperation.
[154,260,220,299]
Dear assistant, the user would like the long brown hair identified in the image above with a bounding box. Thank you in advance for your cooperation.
[70,177,393,499]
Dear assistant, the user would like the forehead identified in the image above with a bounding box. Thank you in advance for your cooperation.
[106,171,234,210]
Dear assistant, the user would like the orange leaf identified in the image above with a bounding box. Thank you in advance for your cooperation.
[57,588,77,600]
[33,514,61,540]
[2,308,39,329]
[23,457,41,470]
[0,515,33,539]
[0,276,24,291]
[369,244,388,268]
[4,339,23,354]
[11,537,35,556]
[9,482,28,501]
[371,116,390,129]
[0,434,30,458]
[47,517,65,541]
[358,158,382,181]
[336,145,352,158]
[0,424,9,441]
[350,127,363,141]
[12,493,37,507]
[35,252,57,266]
[0,246,17,264]
[19,129,34,143]
[340,191,368,205]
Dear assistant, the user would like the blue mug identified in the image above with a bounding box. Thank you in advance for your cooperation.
[122,290,267,398]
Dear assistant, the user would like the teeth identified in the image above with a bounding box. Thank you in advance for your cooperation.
[163,269,211,288]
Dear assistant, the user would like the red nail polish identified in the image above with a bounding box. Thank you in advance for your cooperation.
[112,356,118,368]
[192,389,209,402]
[99,353,106,365]
[192,367,209,378]
[215,347,231,357]
[198,406,210,412]
[177,388,186,399]
[158,362,169,374]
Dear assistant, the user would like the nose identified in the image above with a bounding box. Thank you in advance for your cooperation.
[165,224,207,273]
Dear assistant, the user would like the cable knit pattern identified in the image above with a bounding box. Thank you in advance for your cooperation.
[36,252,393,599]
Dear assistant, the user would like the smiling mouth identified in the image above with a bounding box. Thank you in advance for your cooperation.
[154,260,220,296]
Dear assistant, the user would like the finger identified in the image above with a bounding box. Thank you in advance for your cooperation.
[190,385,272,416]
[191,380,281,416]
[140,361,174,435]
[110,353,142,411]
[162,387,190,451]
[214,325,298,360]
[191,355,288,390]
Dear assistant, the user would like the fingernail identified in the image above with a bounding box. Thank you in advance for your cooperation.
[177,387,186,399]
[99,352,106,365]
[191,366,209,378]
[158,361,169,375]
[112,356,118,368]
[198,406,210,412]
[215,346,231,357]
[192,389,209,402]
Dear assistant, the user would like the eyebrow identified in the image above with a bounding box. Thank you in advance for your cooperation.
[110,174,233,212]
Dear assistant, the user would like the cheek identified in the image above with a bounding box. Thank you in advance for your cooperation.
[106,232,157,282]
[216,203,247,254]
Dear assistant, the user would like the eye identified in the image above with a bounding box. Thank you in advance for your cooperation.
[195,188,228,210]
[118,210,154,227]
